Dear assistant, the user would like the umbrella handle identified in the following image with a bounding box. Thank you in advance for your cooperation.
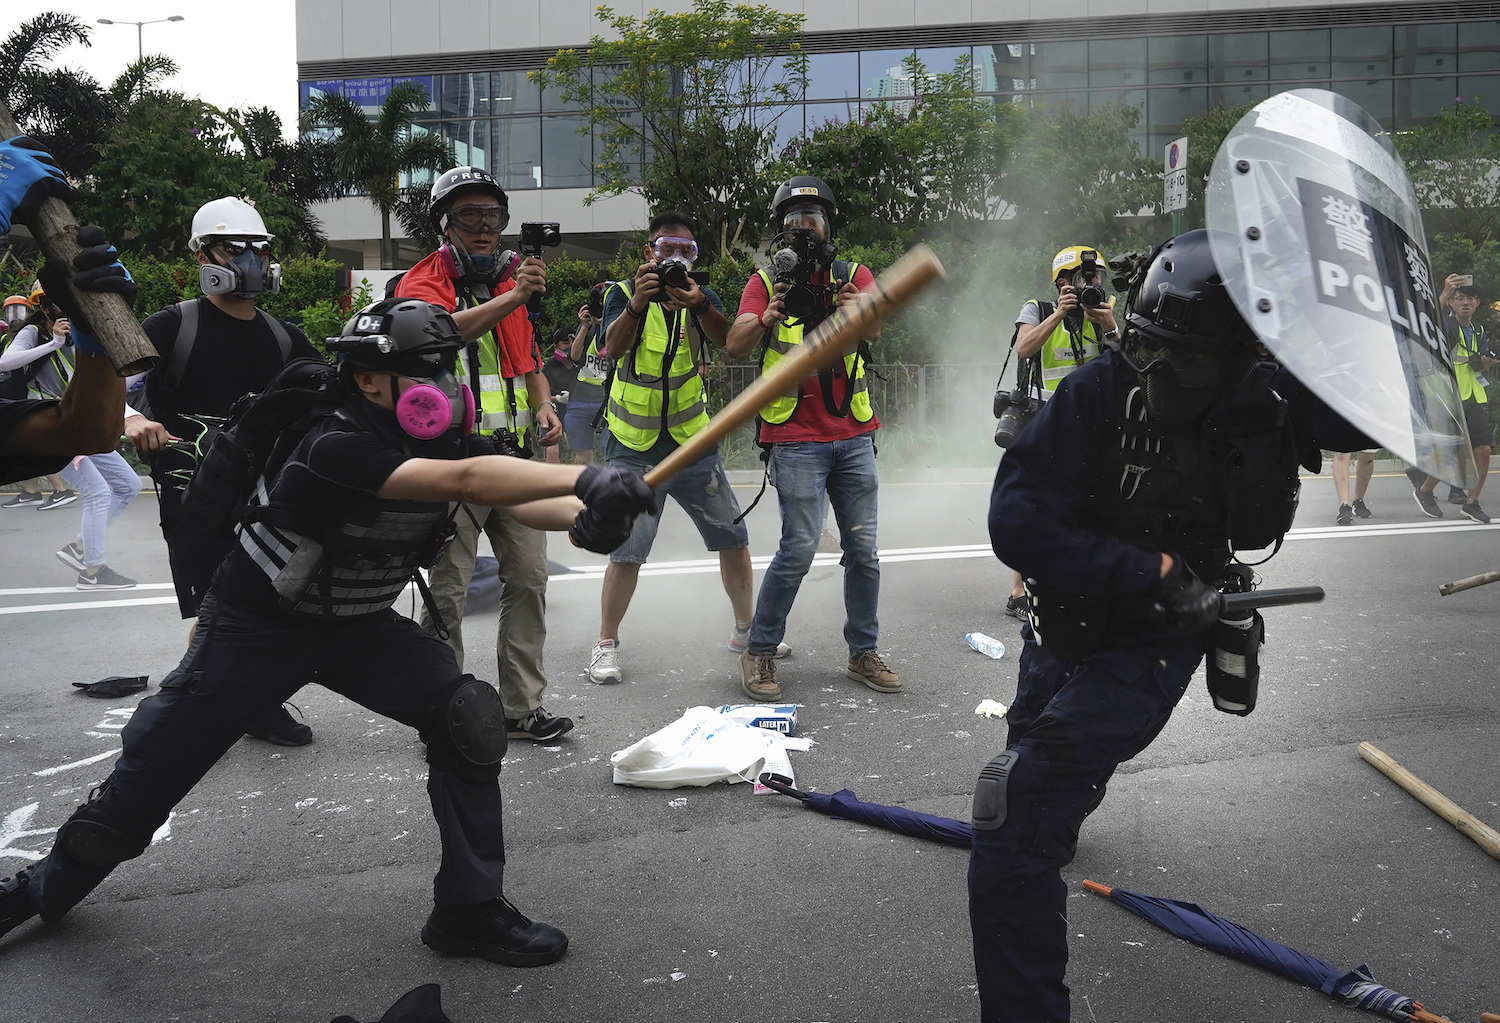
[1479,1013,1499,1023]
[756,772,809,801]
[1082,880,1113,897]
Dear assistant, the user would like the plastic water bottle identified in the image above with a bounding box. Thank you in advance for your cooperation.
[965,632,1007,659]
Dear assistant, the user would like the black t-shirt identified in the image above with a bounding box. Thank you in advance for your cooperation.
[139,299,320,439]
[0,397,69,485]
[213,399,487,617]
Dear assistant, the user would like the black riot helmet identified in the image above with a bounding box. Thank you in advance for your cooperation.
[327,298,465,376]
[429,166,510,236]
[1117,230,1259,423]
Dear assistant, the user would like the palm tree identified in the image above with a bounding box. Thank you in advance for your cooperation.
[0,12,111,177]
[307,82,453,268]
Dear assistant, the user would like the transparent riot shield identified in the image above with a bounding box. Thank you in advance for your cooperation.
[1206,89,1476,487]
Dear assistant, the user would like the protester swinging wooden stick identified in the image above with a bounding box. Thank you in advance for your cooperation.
[643,244,946,489]
[0,102,158,376]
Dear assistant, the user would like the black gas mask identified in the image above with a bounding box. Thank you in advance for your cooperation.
[769,206,839,326]
[199,238,281,298]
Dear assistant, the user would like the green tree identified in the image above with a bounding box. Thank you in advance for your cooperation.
[78,91,307,257]
[1395,98,1500,247]
[782,55,1019,247]
[1180,102,1252,230]
[999,100,1160,248]
[0,12,111,178]
[228,105,339,250]
[307,82,452,268]
[534,0,809,260]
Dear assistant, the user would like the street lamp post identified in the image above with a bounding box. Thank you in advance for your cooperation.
[96,16,185,60]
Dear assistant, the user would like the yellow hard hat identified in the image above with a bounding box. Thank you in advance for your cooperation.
[1051,245,1106,279]
[28,280,45,306]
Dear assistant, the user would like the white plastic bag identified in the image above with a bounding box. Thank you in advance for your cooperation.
[611,706,809,789]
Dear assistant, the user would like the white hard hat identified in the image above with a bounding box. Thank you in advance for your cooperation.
[189,197,273,252]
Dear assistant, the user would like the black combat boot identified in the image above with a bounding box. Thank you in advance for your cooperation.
[421,896,568,967]
[1,868,39,939]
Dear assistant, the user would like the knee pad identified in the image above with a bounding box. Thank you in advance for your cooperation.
[972,750,1020,832]
[426,675,507,783]
[57,798,149,868]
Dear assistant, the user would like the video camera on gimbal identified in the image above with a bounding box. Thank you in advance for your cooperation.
[519,221,561,258]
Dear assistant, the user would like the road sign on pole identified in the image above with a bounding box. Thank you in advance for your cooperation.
[1165,136,1189,234]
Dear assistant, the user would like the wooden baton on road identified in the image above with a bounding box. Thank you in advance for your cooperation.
[0,102,157,376]
[642,244,946,489]
[1358,742,1500,861]
[1437,569,1500,596]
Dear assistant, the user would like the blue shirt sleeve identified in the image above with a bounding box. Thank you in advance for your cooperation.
[988,354,1163,595]
[601,284,631,334]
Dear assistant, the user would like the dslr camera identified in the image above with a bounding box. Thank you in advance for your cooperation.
[519,221,561,258]
[1063,249,1107,310]
[992,387,1038,449]
[772,231,841,325]
[489,426,531,460]
[647,262,711,303]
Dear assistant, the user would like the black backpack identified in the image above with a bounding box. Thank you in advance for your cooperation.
[180,358,348,540]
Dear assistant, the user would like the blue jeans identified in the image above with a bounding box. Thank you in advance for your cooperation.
[59,451,139,567]
[748,433,879,659]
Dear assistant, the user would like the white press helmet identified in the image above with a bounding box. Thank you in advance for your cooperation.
[189,197,273,252]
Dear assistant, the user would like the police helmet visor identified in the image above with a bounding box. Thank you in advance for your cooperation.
[446,204,510,234]
[781,203,829,237]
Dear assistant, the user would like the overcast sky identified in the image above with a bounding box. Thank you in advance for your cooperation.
[14,1,301,135]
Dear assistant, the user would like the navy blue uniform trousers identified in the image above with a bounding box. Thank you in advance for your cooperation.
[968,626,1203,1022]
[27,592,508,922]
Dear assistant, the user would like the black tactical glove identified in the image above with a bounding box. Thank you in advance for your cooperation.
[1148,555,1222,635]
[568,506,636,554]
[36,225,137,345]
[573,463,657,519]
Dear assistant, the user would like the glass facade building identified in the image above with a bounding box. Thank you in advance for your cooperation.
[300,19,1500,195]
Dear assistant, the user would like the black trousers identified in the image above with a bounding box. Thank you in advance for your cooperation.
[27,592,508,922]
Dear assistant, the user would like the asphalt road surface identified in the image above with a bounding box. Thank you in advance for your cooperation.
[2,466,1497,1023]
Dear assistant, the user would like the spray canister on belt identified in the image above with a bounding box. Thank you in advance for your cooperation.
[1205,565,1264,716]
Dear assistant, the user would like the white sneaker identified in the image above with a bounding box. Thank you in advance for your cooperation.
[728,623,789,658]
[588,640,623,684]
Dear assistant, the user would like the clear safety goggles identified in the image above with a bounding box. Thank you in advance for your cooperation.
[781,204,829,235]
[651,235,699,263]
[447,204,510,233]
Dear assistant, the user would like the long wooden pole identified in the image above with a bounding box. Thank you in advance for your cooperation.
[1358,742,1500,861]
[643,244,946,489]
[1437,569,1500,596]
[0,103,157,375]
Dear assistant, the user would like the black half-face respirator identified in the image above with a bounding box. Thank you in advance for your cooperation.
[199,239,281,298]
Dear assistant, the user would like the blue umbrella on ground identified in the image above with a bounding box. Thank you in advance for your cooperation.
[1083,880,1470,1023]
[758,774,972,848]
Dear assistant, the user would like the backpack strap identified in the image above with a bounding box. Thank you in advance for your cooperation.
[255,309,294,364]
[158,298,202,404]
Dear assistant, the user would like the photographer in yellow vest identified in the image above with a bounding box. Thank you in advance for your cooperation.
[585,211,774,686]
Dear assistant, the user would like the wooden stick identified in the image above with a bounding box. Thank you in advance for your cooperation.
[643,244,946,489]
[1437,569,1500,596]
[0,102,158,376]
[1358,742,1500,861]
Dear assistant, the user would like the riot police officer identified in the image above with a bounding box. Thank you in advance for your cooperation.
[0,299,654,966]
[970,230,1371,1023]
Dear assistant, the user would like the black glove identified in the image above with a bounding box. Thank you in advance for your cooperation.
[573,463,657,519]
[36,225,137,344]
[1148,555,1222,635]
[568,505,636,554]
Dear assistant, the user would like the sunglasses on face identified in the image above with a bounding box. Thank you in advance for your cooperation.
[651,236,699,262]
[213,238,272,259]
[448,205,510,233]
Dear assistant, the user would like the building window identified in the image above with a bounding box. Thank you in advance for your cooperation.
[975,42,1029,93]
[1458,22,1500,74]
[861,49,917,99]
[1149,86,1207,158]
[1211,83,1269,109]
[1396,24,1456,75]
[1148,35,1207,85]
[1332,26,1392,80]
[1269,29,1330,80]
[1210,33,1268,83]
[492,70,542,115]
[1032,40,1088,91]
[1089,38,1146,89]
[494,117,542,190]
[542,114,593,188]
[1394,77,1456,127]
[1332,79,1393,125]
[806,52,859,100]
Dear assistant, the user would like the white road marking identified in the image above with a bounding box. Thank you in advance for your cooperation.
[2,521,1494,616]
[32,748,122,776]
[0,802,57,862]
